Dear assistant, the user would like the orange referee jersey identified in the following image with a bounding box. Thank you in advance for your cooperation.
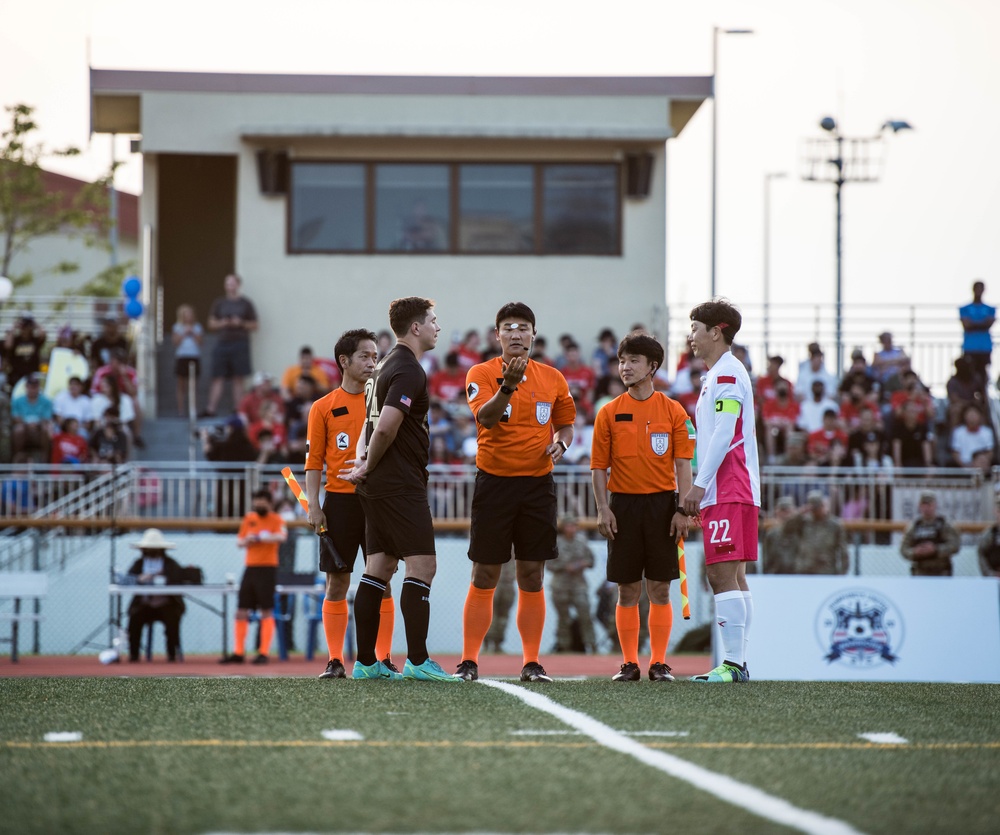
[237,511,287,567]
[304,387,366,494]
[590,391,694,494]
[466,357,576,478]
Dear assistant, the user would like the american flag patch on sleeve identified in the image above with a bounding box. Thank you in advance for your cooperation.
[400,395,412,407]
[717,375,737,384]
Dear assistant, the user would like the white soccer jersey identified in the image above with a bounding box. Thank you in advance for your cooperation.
[693,351,761,508]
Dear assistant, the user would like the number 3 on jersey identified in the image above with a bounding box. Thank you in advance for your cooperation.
[707,518,731,544]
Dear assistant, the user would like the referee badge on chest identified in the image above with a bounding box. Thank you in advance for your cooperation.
[650,432,669,456]
[336,432,350,450]
[535,401,552,425]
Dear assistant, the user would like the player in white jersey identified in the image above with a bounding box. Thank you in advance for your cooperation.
[681,299,760,683]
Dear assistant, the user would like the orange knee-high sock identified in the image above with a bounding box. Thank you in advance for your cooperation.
[376,596,395,662]
[616,604,640,665]
[259,616,275,657]
[462,585,495,664]
[517,588,546,666]
[234,619,248,656]
[322,599,349,661]
[648,602,674,666]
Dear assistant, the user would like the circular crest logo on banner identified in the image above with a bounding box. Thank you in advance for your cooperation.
[815,588,903,668]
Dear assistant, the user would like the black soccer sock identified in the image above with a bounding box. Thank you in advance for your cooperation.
[354,574,387,666]
[400,577,432,666]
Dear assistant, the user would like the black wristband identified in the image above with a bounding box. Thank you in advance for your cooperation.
[500,384,516,395]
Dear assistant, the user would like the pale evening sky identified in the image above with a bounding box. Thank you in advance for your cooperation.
[2,0,998,314]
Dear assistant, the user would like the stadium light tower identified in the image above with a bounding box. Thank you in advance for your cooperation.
[710,25,754,299]
[801,116,913,372]
[763,172,787,359]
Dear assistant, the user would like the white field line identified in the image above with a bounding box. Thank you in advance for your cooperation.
[482,680,863,835]
[320,729,363,741]
[43,732,83,743]
[858,732,909,745]
[510,729,690,737]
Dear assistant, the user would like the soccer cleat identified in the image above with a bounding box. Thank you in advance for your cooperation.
[403,658,461,682]
[319,658,346,679]
[743,663,751,682]
[691,662,749,683]
[520,662,553,683]
[648,662,675,682]
[252,655,269,665]
[352,659,403,680]
[219,654,245,664]
[382,656,400,675]
[612,662,641,682]
[454,660,479,681]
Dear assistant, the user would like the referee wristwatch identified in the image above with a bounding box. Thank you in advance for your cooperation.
[556,440,569,453]
[499,384,516,395]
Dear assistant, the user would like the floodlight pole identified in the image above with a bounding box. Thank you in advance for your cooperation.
[763,172,787,359]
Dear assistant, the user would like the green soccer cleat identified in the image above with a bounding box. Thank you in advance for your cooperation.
[352,659,403,680]
[403,657,461,682]
[691,662,749,683]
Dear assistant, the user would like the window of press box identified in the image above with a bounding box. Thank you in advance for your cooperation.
[288,161,620,255]
[289,163,366,252]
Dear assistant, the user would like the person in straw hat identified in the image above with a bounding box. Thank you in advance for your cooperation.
[124,528,187,662]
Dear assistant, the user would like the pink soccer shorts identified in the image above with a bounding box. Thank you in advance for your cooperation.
[701,502,759,564]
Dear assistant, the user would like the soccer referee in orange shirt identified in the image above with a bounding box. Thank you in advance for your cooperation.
[304,329,395,680]
[455,302,576,683]
[590,331,694,682]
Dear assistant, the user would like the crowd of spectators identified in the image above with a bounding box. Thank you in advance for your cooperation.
[1,312,144,465]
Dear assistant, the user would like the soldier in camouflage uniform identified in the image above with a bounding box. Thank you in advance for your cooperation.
[548,516,597,653]
[977,495,1000,578]
[762,495,801,574]
[901,490,960,576]
[782,490,850,575]
[484,558,516,651]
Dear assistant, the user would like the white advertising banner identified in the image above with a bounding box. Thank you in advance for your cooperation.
[735,576,1000,682]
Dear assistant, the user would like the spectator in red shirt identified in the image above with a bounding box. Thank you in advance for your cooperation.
[673,366,703,425]
[806,409,849,467]
[247,399,288,453]
[456,329,482,371]
[560,342,597,413]
[430,352,468,405]
[238,372,284,425]
[90,349,144,448]
[756,355,793,405]
[761,382,801,464]
[51,418,90,464]
[889,370,935,428]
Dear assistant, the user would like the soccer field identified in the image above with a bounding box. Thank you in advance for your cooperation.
[1,677,998,834]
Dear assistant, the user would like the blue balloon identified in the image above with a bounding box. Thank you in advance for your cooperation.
[122,276,141,299]
[124,298,144,319]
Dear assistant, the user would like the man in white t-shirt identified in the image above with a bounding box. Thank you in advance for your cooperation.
[950,404,995,470]
[681,299,761,684]
[52,376,94,435]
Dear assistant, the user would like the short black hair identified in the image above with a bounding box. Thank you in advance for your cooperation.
[252,488,272,502]
[689,299,742,345]
[495,302,536,332]
[334,328,378,372]
[617,331,664,372]
[388,297,435,337]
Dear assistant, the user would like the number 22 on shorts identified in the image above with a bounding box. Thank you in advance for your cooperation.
[707,518,731,544]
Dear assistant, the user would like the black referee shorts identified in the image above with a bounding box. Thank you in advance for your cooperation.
[606,492,680,584]
[358,490,436,559]
[320,492,367,574]
[237,566,278,610]
[468,471,558,565]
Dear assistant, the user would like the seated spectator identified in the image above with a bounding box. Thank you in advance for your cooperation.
[89,407,129,464]
[238,372,284,425]
[761,382,801,463]
[838,348,877,399]
[561,341,597,414]
[283,374,319,459]
[12,373,53,463]
[91,349,144,448]
[562,411,593,466]
[451,408,478,464]
[202,416,257,517]
[797,379,840,434]
[900,491,960,576]
[950,404,995,471]
[781,491,850,574]
[806,409,849,467]
[280,346,331,399]
[529,335,554,366]
[376,329,394,360]
[795,343,839,403]
[428,400,456,453]
[554,333,575,369]
[253,427,287,466]
[481,326,502,362]
[90,316,129,369]
[4,315,47,388]
[591,328,618,378]
[888,370,935,428]
[756,355,793,405]
[731,343,753,375]
[848,407,888,465]
[872,331,910,387]
[673,366,704,425]
[670,349,705,398]
[891,400,934,468]
[594,375,626,415]
[946,355,986,429]
[50,417,90,464]
[455,329,482,371]
[90,375,137,451]
[248,399,288,453]
[52,376,94,436]
[839,380,880,432]
[124,528,188,662]
[429,352,468,404]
